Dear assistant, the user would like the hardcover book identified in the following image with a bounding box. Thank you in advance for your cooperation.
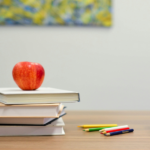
[0,103,64,118]
[0,118,65,136]
[0,87,80,104]
[0,107,66,125]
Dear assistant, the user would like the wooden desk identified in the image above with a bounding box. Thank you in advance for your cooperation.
[0,111,150,150]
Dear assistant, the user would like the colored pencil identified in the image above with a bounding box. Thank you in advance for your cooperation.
[101,127,130,134]
[99,125,129,132]
[78,124,117,128]
[83,127,115,132]
[104,129,134,136]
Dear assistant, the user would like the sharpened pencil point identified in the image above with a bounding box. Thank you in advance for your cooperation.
[84,129,89,132]
[77,126,81,127]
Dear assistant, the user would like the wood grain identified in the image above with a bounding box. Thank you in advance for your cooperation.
[0,111,150,150]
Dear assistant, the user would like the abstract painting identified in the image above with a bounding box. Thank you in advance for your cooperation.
[0,0,112,27]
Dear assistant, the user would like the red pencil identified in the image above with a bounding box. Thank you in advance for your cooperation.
[101,127,130,134]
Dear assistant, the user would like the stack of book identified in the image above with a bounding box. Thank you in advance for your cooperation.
[0,87,80,136]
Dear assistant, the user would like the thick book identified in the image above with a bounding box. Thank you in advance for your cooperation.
[0,87,80,104]
[0,103,64,118]
[0,118,65,136]
[0,107,66,125]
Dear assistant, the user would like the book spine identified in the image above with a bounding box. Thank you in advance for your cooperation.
[78,93,80,102]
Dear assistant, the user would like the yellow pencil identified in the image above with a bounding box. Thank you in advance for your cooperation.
[78,124,117,128]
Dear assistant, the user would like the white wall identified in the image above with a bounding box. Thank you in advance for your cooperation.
[0,0,150,110]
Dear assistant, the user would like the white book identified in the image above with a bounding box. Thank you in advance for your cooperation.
[0,87,80,104]
[0,103,64,118]
[0,108,66,125]
[0,118,65,136]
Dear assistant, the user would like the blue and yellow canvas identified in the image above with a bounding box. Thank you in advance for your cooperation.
[0,0,112,26]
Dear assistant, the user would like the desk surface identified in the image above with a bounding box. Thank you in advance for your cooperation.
[0,111,150,150]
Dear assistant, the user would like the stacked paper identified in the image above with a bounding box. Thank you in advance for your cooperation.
[0,87,80,136]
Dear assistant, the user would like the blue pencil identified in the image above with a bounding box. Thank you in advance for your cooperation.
[104,129,134,136]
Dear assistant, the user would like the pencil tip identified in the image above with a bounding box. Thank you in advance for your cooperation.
[77,126,81,127]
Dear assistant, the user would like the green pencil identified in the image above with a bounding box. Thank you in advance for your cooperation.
[83,127,115,132]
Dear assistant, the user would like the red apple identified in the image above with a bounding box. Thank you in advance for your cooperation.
[12,62,45,90]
